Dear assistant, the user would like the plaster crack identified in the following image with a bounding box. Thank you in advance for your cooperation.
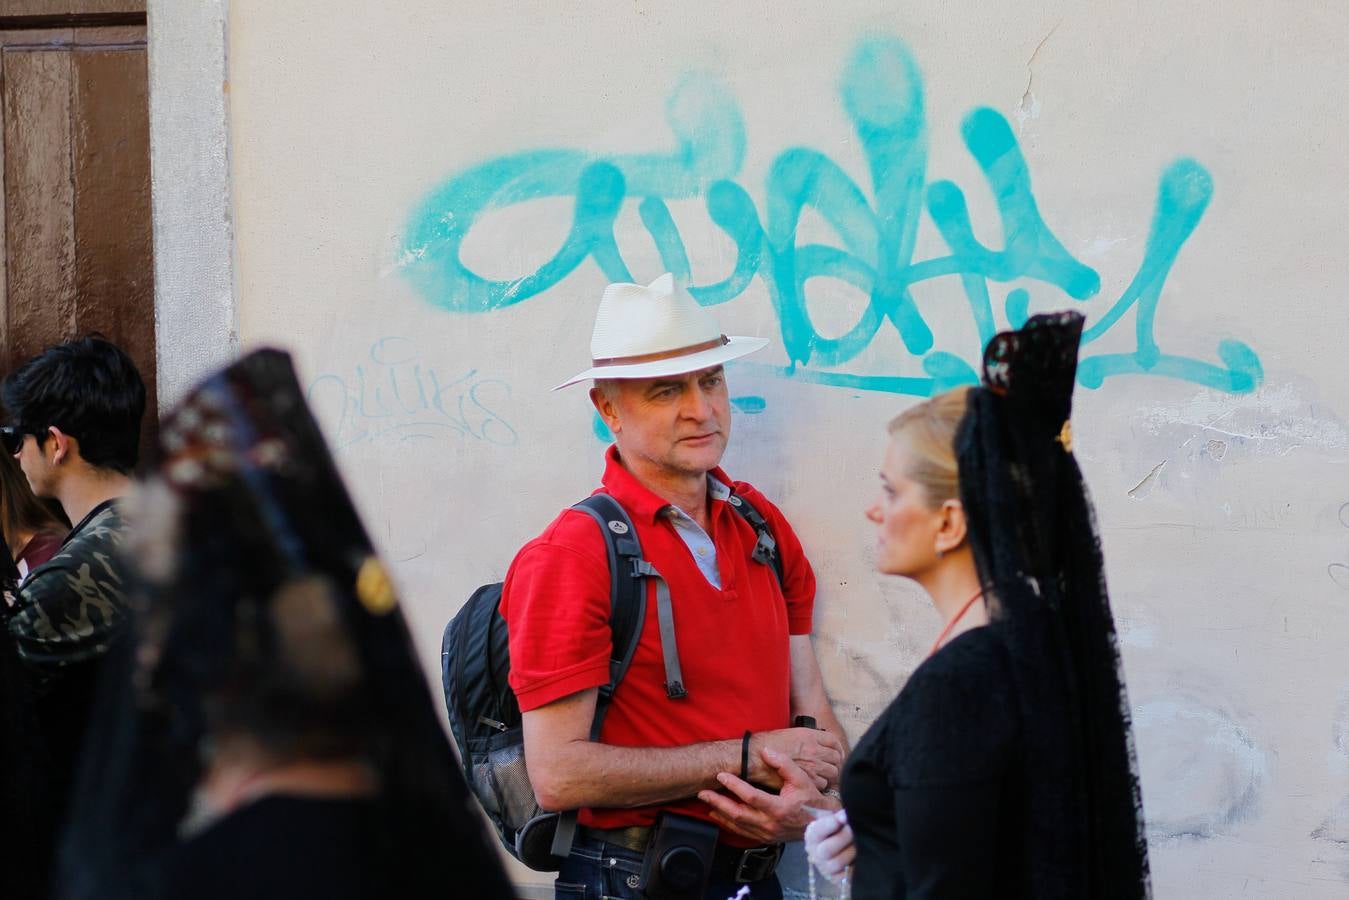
[1127,460,1167,499]
[1021,19,1064,109]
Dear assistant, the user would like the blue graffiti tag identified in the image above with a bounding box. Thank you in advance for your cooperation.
[401,35,1261,398]
[307,337,518,449]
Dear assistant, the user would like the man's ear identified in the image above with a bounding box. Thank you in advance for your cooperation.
[589,386,621,436]
[46,426,72,465]
[935,498,968,555]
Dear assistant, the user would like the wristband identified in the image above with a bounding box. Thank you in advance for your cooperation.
[740,730,752,781]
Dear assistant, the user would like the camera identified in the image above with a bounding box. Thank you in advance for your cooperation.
[639,812,718,899]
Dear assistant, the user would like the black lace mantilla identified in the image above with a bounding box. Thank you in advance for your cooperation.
[957,310,1152,898]
[58,350,514,900]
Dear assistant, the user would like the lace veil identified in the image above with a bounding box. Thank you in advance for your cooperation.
[958,311,1151,897]
[58,349,514,899]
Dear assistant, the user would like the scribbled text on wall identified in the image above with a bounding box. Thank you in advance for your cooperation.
[308,337,517,449]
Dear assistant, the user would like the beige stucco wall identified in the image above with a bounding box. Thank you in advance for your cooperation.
[147,0,238,405]
[154,1,1349,895]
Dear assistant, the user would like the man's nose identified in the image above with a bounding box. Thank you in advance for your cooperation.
[681,386,713,420]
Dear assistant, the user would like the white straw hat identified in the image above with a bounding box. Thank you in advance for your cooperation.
[552,273,768,390]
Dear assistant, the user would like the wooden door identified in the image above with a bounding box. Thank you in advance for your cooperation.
[0,0,156,459]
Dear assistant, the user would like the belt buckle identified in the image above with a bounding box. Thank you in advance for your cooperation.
[733,843,783,883]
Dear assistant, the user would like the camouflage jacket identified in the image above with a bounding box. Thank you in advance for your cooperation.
[6,499,130,689]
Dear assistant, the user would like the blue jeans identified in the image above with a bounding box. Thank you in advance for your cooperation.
[553,832,783,900]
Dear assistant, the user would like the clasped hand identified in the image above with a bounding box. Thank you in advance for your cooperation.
[696,729,843,844]
[745,726,842,791]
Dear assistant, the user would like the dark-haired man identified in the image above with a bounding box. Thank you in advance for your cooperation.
[0,336,145,897]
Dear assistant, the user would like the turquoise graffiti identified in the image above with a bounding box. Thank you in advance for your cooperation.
[401,35,1261,398]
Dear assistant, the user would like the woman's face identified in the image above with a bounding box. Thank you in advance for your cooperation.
[865,435,944,577]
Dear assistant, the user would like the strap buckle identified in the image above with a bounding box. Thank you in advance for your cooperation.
[750,529,777,567]
[733,843,783,883]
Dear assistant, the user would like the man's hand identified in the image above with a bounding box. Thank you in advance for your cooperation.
[748,727,843,790]
[698,747,835,843]
[522,691,832,811]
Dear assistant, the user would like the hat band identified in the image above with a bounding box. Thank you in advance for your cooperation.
[592,334,730,369]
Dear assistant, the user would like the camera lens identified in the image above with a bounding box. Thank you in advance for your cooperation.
[659,846,705,891]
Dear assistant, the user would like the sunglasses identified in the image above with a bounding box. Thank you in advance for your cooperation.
[0,426,25,456]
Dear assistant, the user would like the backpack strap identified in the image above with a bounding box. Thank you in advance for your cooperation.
[571,492,649,720]
[642,560,686,700]
[551,492,666,859]
[727,491,785,589]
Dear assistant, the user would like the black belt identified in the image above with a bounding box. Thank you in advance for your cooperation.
[578,825,784,884]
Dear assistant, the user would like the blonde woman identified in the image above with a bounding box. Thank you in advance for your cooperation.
[807,313,1150,898]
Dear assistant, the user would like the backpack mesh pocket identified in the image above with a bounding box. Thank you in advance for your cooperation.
[471,729,542,833]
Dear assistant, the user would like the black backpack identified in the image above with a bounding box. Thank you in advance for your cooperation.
[441,491,783,871]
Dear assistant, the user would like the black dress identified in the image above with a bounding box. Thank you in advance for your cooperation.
[840,627,1027,899]
[156,795,437,900]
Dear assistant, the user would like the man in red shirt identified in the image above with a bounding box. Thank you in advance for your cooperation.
[501,274,846,899]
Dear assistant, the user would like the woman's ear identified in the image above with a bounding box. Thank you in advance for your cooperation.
[935,498,968,555]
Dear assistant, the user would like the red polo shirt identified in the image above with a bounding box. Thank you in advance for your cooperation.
[500,445,815,835]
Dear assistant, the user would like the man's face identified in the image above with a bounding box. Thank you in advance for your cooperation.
[594,366,732,480]
[14,430,56,498]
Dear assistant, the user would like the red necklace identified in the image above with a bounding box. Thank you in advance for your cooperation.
[927,588,985,657]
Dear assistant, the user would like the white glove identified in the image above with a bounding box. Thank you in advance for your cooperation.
[804,808,855,884]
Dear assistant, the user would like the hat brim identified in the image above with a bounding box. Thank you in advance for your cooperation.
[552,336,770,391]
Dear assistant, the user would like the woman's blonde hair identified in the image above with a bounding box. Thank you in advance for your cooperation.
[886,387,972,507]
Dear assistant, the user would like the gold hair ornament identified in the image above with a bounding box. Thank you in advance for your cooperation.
[355,557,397,615]
[1055,419,1074,453]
